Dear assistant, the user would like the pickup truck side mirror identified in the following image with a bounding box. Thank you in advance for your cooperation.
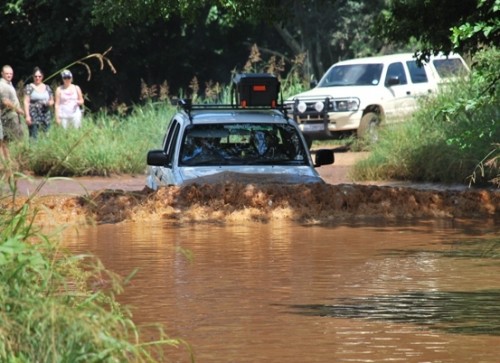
[314,149,334,167]
[386,76,400,86]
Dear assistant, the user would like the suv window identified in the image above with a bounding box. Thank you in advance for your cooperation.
[319,63,384,87]
[406,61,428,83]
[385,62,407,86]
[432,58,468,78]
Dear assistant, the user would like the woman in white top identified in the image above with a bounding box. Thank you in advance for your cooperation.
[55,69,84,129]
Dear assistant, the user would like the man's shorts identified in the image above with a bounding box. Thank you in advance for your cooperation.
[1,112,24,141]
[0,115,4,141]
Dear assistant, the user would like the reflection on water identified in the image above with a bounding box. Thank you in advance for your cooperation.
[64,220,500,363]
[289,290,500,335]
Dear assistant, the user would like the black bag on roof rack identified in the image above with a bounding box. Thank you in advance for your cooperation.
[232,73,280,108]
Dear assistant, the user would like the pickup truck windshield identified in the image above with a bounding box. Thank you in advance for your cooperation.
[179,123,308,166]
[318,63,384,87]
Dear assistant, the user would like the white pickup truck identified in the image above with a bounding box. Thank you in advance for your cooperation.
[286,53,469,145]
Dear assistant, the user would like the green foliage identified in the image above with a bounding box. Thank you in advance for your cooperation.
[91,0,284,30]
[0,190,185,361]
[450,0,500,51]
[11,103,174,177]
[1,0,393,109]
[377,0,499,59]
[351,48,499,186]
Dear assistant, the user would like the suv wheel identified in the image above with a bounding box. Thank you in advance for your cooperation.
[357,112,380,143]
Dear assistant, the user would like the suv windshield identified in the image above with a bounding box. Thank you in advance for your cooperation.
[318,63,384,87]
[179,123,308,166]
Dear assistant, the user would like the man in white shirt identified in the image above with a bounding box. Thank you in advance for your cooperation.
[0,65,25,143]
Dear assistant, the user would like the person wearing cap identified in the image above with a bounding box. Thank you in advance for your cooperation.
[55,69,84,129]
[0,65,25,143]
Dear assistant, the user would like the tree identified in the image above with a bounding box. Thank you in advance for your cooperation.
[0,0,392,107]
[450,0,500,51]
[376,0,499,59]
[90,0,387,81]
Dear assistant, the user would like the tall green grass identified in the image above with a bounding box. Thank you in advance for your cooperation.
[0,177,189,361]
[351,48,499,186]
[11,102,174,177]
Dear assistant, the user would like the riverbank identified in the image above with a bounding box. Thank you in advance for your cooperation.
[4,152,498,225]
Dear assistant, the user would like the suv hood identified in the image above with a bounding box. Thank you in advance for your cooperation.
[180,166,324,185]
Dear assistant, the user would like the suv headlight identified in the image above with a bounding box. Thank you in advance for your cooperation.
[332,98,360,112]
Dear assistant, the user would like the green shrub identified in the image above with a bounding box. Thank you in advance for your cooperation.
[352,47,500,186]
[0,181,187,361]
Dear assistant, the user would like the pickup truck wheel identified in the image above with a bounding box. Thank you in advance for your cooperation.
[357,112,380,143]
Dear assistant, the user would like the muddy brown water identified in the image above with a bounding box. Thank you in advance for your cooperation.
[11,152,500,361]
[64,219,500,363]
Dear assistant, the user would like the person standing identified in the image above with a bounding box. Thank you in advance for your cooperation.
[23,67,54,139]
[55,69,84,129]
[0,65,25,141]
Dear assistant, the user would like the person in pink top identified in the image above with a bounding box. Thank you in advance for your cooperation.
[55,69,84,129]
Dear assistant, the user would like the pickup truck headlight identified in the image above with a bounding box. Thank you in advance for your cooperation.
[294,100,326,114]
[314,101,324,112]
[332,98,360,112]
[297,101,307,113]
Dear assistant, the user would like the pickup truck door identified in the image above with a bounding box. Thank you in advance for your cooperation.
[383,61,415,123]
[405,60,436,96]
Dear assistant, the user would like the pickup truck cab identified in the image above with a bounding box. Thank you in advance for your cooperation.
[285,53,469,144]
[146,73,334,189]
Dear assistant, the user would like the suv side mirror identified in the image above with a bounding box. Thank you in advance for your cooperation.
[309,79,318,88]
[147,149,169,166]
[314,149,334,167]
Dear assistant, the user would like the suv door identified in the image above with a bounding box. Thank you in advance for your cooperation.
[151,119,182,186]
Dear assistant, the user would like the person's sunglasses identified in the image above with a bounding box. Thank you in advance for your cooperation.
[34,75,43,78]
[62,76,72,79]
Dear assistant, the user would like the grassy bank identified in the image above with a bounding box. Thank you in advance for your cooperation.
[0,181,188,361]
[10,102,174,177]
